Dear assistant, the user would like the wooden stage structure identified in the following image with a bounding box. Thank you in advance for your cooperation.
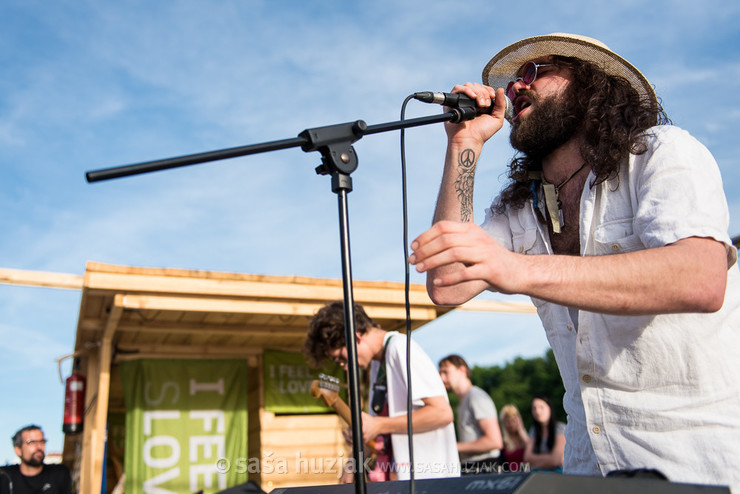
[1,261,536,492]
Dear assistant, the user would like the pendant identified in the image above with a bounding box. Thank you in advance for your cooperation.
[542,183,562,234]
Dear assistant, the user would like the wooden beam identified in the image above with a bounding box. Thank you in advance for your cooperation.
[0,267,83,290]
[117,294,322,315]
[89,297,123,494]
[114,294,440,321]
[79,348,100,493]
[80,318,311,336]
[112,343,263,360]
[84,269,435,304]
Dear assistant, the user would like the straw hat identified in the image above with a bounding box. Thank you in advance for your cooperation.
[482,33,657,107]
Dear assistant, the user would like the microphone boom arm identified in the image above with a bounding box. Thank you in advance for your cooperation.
[85,111,459,183]
[84,104,467,494]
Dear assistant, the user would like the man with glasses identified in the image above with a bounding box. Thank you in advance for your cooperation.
[303,301,460,482]
[0,425,72,493]
[410,33,740,488]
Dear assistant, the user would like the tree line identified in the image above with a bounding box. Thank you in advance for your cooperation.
[450,348,566,431]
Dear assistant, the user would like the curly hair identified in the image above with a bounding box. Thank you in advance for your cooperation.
[303,301,377,367]
[494,56,671,214]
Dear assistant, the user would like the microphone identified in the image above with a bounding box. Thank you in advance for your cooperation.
[413,91,514,123]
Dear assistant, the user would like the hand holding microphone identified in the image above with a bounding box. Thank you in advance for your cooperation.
[413,89,514,123]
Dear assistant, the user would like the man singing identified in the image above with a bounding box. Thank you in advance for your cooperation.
[410,33,740,488]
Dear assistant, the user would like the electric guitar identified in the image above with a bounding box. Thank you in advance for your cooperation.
[310,374,394,481]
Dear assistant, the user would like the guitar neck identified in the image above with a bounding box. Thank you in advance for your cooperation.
[311,379,353,425]
[326,391,353,425]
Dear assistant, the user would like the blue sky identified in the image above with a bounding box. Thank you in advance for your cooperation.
[1,0,739,465]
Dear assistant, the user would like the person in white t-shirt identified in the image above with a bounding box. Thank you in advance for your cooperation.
[409,33,740,488]
[304,301,460,482]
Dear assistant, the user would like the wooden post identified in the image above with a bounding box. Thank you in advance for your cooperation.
[84,298,123,493]
[79,349,100,493]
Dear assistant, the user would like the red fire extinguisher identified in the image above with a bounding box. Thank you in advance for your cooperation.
[63,358,86,434]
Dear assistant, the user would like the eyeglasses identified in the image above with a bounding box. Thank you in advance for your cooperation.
[506,61,555,100]
[329,349,347,367]
[24,439,47,446]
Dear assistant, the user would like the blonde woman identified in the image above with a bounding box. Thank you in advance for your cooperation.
[499,404,529,467]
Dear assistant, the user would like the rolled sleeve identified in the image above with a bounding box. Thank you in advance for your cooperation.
[630,126,735,266]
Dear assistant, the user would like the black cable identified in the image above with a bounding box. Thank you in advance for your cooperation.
[399,94,415,494]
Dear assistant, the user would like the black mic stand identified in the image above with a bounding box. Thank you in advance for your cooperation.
[86,106,476,494]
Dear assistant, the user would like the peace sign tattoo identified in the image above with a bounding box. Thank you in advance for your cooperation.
[454,148,477,222]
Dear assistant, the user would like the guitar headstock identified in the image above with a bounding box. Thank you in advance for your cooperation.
[310,373,342,405]
[310,373,352,426]
[318,373,341,391]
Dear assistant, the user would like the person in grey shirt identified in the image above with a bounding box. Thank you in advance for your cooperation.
[439,354,503,474]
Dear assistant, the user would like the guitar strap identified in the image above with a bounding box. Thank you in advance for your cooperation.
[367,334,394,481]
[371,335,391,415]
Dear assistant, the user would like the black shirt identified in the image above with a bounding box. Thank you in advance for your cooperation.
[0,464,72,494]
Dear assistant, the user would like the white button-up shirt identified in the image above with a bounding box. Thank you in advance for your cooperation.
[481,126,740,488]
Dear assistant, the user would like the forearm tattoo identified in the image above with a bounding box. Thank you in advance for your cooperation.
[454,148,476,222]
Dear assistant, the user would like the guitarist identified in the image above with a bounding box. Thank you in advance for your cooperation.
[304,301,461,482]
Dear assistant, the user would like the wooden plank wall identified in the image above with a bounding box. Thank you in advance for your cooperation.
[259,411,349,491]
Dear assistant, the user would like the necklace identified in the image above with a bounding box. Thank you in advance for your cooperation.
[529,163,588,234]
[553,162,588,194]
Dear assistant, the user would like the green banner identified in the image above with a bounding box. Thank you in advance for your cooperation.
[263,349,344,414]
[120,359,248,493]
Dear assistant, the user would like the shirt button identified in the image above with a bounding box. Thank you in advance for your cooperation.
[519,246,524,253]
[567,324,574,332]
[592,426,601,434]
[611,243,621,252]
[582,374,592,383]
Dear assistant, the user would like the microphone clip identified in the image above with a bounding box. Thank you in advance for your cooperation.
[448,106,478,124]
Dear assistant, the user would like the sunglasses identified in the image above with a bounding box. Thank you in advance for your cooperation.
[506,61,555,101]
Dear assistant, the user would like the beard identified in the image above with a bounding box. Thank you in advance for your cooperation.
[509,87,584,161]
[24,451,45,467]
